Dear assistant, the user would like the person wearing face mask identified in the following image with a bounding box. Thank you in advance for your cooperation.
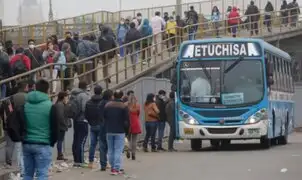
[116,18,130,58]
[59,31,77,54]
[73,32,81,48]
[24,39,44,81]
[0,41,11,98]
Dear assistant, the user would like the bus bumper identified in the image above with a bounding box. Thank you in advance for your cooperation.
[179,120,268,140]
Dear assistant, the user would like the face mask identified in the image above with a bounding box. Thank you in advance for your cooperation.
[66,35,71,39]
[120,21,124,24]
[29,44,35,49]
[0,46,3,51]
[137,16,142,20]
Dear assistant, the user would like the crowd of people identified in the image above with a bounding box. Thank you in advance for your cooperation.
[0,1,300,179]
[1,79,177,178]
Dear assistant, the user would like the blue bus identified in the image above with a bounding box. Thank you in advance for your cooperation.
[171,38,295,150]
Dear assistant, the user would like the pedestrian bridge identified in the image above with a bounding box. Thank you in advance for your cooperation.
[0,1,302,141]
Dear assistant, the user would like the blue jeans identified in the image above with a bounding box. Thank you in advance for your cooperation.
[56,130,65,155]
[157,121,166,149]
[88,124,108,168]
[89,125,101,162]
[106,133,125,171]
[72,121,88,164]
[118,38,125,57]
[23,144,52,180]
[1,84,6,98]
[99,124,108,168]
[188,26,197,40]
[143,121,158,150]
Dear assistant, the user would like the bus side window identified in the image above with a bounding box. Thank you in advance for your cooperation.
[265,56,274,87]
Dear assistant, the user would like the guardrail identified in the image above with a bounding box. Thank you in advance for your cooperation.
[0,9,301,139]
[0,0,287,45]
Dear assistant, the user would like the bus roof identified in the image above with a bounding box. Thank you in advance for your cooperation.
[181,38,291,60]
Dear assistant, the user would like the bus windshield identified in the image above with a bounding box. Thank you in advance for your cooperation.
[179,59,264,108]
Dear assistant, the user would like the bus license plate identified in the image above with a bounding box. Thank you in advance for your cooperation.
[184,128,194,135]
[248,128,260,135]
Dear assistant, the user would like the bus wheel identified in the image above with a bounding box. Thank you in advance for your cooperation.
[260,136,271,149]
[278,136,288,145]
[221,140,231,147]
[210,140,220,148]
[191,139,202,151]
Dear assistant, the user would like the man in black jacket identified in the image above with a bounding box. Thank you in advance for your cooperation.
[156,90,168,151]
[245,1,260,36]
[104,90,129,175]
[85,85,103,169]
[166,92,177,152]
[124,22,142,73]
[24,39,44,82]
[59,32,77,54]
[98,27,117,84]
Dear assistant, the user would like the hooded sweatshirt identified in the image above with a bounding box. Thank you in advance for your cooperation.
[23,91,58,146]
[228,7,240,25]
[140,19,153,45]
[70,88,90,122]
[85,94,103,126]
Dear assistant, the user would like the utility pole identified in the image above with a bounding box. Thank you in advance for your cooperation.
[176,0,182,17]
[48,0,54,21]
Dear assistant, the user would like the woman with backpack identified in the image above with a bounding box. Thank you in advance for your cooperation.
[139,19,153,65]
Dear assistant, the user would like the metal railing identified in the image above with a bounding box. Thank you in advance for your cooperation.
[0,0,286,45]
[0,9,301,139]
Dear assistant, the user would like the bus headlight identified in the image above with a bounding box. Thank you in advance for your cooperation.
[245,108,268,124]
[179,110,199,125]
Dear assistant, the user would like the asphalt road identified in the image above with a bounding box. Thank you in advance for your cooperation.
[52,133,302,180]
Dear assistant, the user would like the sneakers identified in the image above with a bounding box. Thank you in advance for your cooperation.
[110,169,125,175]
[110,169,119,175]
[126,151,131,159]
[168,148,178,152]
[88,162,94,169]
[157,147,167,151]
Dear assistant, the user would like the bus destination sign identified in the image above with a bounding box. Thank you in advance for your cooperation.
[181,42,262,58]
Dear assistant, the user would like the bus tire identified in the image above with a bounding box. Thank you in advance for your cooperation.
[260,136,271,149]
[191,139,202,151]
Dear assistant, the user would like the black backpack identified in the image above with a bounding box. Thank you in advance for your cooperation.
[12,55,27,75]
[67,92,83,120]
[6,96,23,142]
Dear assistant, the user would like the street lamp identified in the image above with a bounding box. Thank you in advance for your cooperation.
[176,0,182,17]
[48,0,53,21]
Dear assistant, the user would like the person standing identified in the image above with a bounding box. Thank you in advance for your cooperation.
[117,18,130,58]
[124,22,142,74]
[228,7,240,38]
[0,41,11,98]
[1,82,28,175]
[245,1,260,36]
[55,91,71,161]
[24,39,44,82]
[166,92,177,152]
[143,93,159,152]
[125,94,141,160]
[165,16,177,52]
[104,90,130,175]
[150,11,166,56]
[156,90,168,151]
[21,79,59,180]
[70,81,90,167]
[85,85,103,169]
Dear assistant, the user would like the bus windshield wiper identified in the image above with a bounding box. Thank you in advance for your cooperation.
[223,56,244,74]
[200,62,211,80]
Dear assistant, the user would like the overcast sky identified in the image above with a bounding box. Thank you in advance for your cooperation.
[0,0,296,25]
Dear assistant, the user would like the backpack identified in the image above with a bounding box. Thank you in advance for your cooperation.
[6,96,23,142]
[12,55,27,75]
[84,99,103,126]
[67,92,83,120]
